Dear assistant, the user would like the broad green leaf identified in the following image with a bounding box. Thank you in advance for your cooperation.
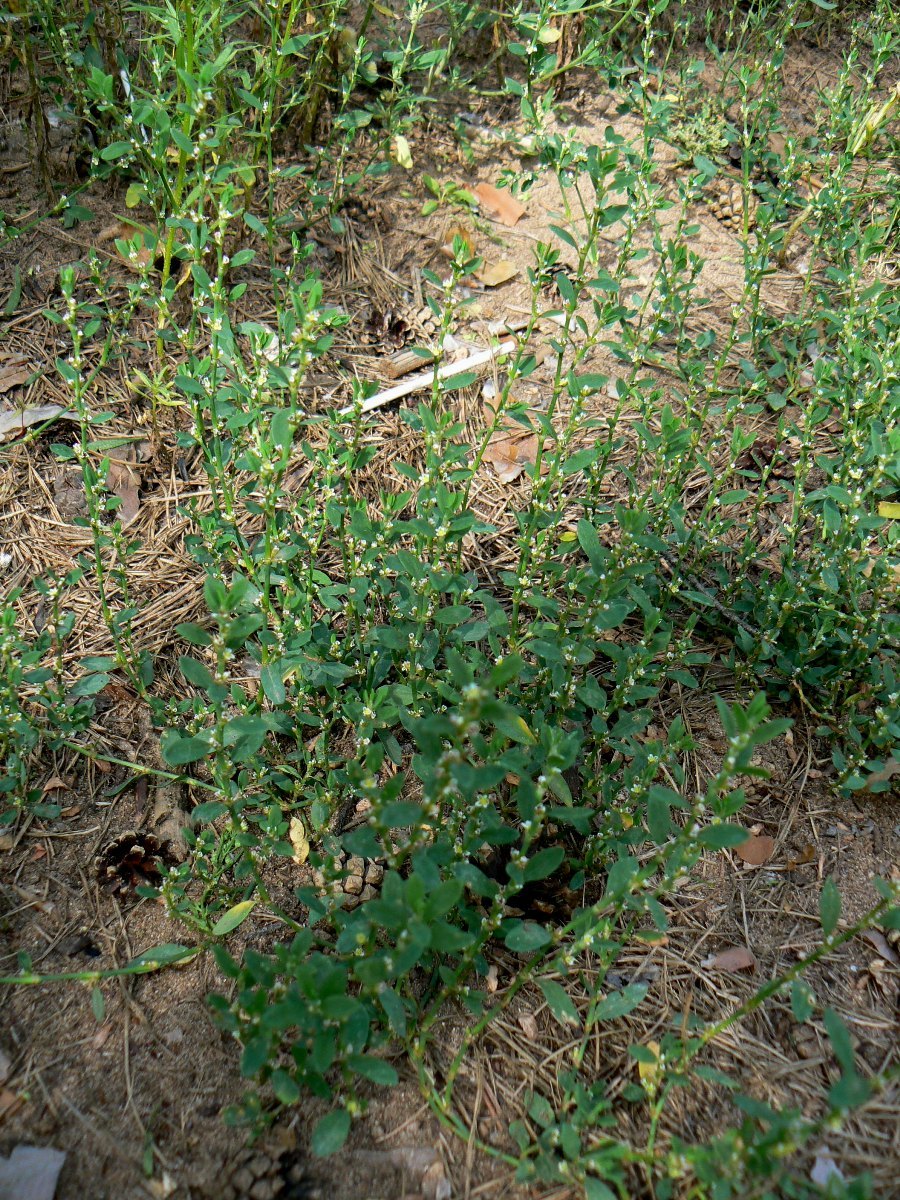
[522,846,565,883]
[592,982,648,1021]
[538,978,580,1027]
[160,732,212,766]
[505,921,552,953]
[311,1107,351,1157]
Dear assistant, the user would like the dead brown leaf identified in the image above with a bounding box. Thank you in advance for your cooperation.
[106,447,141,525]
[41,775,70,795]
[101,220,159,272]
[481,397,553,483]
[702,945,757,973]
[0,1137,66,1195]
[735,833,776,866]
[474,182,526,226]
[517,1011,539,1039]
[863,755,900,790]
[0,405,77,443]
[439,224,476,258]
[422,1160,451,1200]
[482,428,540,482]
[0,354,32,394]
[474,259,518,287]
[859,929,900,967]
[0,1091,25,1124]
[785,844,816,870]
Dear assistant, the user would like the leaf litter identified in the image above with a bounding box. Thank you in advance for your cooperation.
[473,181,527,226]
[0,1145,67,1200]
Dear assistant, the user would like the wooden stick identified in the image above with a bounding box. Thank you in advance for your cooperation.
[340,337,519,416]
[383,317,531,381]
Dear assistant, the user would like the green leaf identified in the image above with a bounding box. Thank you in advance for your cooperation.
[311,1107,351,1157]
[160,732,212,766]
[377,984,407,1037]
[261,662,286,704]
[128,943,197,971]
[822,1008,851,1071]
[347,1055,399,1086]
[270,1068,300,1104]
[91,986,105,1022]
[697,824,748,849]
[585,1179,617,1200]
[577,518,605,571]
[646,789,674,841]
[791,979,814,1023]
[522,846,565,883]
[492,709,537,745]
[70,673,110,697]
[537,978,580,1027]
[592,982,648,1021]
[820,877,841,937]
[504,921,552,953]
[180,655,215,689]
[212,900,256,936]
[100,139,132,160]
[192,800,227,824]
[440,371,479,392]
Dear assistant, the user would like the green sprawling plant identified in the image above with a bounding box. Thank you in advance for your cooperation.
[1,0,898,1195]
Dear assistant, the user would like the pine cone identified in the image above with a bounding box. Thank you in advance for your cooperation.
[313,849,385,910]
[707,180,758,232]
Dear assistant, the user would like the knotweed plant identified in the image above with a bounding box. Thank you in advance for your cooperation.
[1,0,898,1196]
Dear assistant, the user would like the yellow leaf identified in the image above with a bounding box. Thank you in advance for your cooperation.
[392,135,413,170]
[638,1041,662,1088]
[125,183,143,209]
[877,502,900,519]
[559,531,577,542]
[289,816,310,866]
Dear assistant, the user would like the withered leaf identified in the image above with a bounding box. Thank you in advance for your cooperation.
[0,355,32,394]
[440,224,476,258]
[517,1011,539,1039]
[106,447,141,525]
[102,220,159,272]
[859,929,899,967]
[0,405,77,442]
[735,833,775,866]
[422,1160,452,1200]
[475,259,518,287]
[482,429,539,483]
[289,816,310,866]
[0,1144,67,1200]
[786,844,816,870]
[481,396,553,484]
[638,1040,662,1086]
[474,182,526,226]
[702,945,757,973]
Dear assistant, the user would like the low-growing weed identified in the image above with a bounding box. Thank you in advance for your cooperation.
[1,0,898,1195]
